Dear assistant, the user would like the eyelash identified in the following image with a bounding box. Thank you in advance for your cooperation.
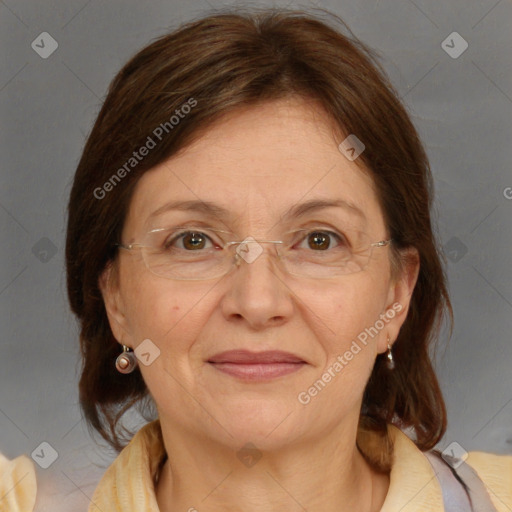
[164,228,347,251]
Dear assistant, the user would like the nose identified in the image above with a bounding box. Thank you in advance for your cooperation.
[220,241,295,330]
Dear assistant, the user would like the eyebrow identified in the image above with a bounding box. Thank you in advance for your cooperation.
[147,198,366,223]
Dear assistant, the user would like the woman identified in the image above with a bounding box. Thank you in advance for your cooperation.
[63,7,511,512]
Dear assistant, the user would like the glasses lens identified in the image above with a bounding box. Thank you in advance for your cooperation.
[142,245,229,280]
[280,229,373,278]
[137,227,228,280]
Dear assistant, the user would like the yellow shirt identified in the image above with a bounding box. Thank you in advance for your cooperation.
[89,421,512,512]
[87,420,512,511]
[2,421,511,511]
[0,452,37,512]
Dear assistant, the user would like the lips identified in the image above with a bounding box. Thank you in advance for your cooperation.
[207,350,306,381]
[208,350,305,364]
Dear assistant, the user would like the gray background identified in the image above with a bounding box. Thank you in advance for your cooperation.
[1,0,511,510]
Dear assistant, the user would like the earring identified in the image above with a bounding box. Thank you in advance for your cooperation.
[115,345,138,374]
[386,336,395,370]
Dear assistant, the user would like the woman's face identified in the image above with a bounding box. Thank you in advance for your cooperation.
[101,97,417,450]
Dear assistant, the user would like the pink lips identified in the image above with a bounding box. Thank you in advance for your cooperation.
[208,350,306,381]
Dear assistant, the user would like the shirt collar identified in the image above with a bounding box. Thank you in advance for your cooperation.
[89,420,443,512]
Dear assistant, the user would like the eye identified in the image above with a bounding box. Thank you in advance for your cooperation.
[296,230,347,251]
[165,230,216,251]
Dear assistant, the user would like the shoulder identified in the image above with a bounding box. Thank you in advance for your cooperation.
[0,451,37,512]
[466,450,512,511]
[378,426,512,512]
[375,425,446,512]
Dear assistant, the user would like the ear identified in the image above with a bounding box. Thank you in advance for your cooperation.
[98,262,132,347]
[377,247,420,354]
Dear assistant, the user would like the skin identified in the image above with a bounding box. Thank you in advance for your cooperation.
[100,96,419,512]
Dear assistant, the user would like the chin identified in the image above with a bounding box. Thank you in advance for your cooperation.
[209,400,304,446]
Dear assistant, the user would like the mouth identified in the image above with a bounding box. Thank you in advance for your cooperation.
[207,350,307,381]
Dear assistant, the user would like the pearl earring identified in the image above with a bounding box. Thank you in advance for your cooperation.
[115,345,138,374]
[386,336,395,370]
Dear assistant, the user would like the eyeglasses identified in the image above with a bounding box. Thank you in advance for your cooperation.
[116,226,392,281]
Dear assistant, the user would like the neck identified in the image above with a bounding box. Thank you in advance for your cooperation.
[155,420,389,512]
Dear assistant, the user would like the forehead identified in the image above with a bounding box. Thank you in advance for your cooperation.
[123,98,386,237]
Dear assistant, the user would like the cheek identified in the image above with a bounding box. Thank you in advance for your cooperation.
[299,283,387,415]
[304,277,389,347]
[121,276,201,350]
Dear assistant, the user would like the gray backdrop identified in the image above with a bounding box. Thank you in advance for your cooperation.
[1,0,511,510]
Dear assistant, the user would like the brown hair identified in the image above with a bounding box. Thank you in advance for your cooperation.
[65,7,452,465]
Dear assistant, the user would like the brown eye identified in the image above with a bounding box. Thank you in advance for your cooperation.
[165,231,213,250]
[182,232,207,250]
[306,231,335,250]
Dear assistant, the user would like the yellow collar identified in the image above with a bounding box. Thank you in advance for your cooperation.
[89,420,445,511]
